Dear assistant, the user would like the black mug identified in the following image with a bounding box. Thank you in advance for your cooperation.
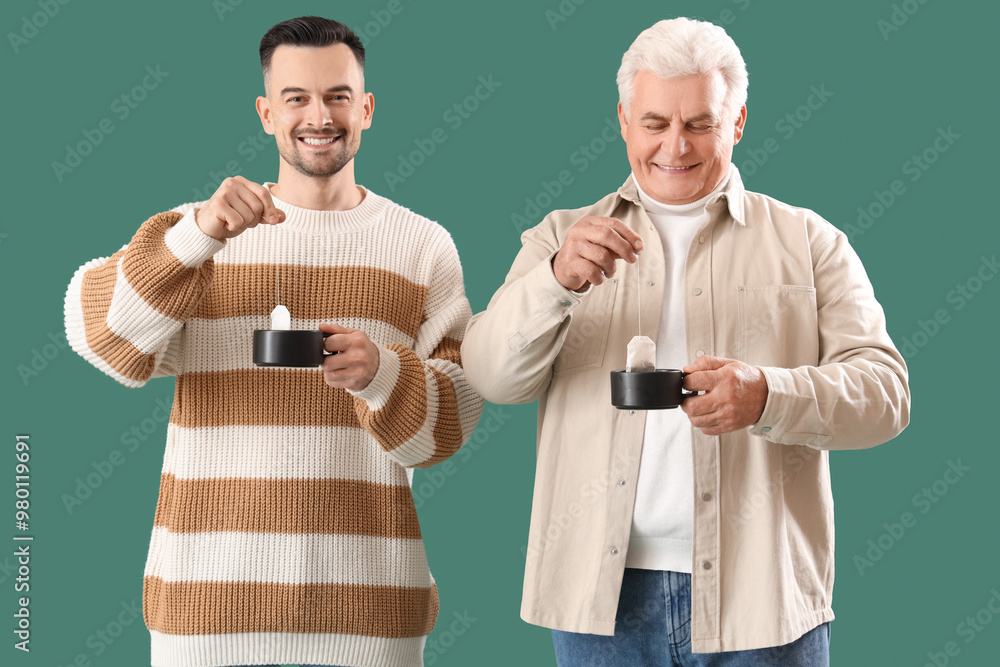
[252,329,336,367]
[610,369,699,410]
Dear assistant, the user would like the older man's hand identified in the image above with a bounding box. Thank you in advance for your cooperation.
[552,217,643,291]
[681,355,769,436]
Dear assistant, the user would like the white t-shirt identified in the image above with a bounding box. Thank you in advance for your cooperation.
[626,165,732,572]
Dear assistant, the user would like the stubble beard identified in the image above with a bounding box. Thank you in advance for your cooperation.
[279,133,359,178]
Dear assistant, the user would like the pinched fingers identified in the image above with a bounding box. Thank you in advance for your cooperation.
[587,217,643,260]
[234,175,284,225]
[553,216,644,290]
[196,176,286,240]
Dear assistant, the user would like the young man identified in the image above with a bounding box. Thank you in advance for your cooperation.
[462,17,909,666]
[64,16,483,667]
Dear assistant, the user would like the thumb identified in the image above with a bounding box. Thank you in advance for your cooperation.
[683,354,729,373]
[267,207,285,224]
[318,322,352,334]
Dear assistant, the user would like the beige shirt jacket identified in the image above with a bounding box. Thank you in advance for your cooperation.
[461,165,910,653]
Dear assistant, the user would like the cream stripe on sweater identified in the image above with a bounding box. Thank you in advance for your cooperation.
[64,183,483,667]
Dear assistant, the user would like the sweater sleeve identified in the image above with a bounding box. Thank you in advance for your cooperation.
[347,233,485,469]
[64,206,225,387]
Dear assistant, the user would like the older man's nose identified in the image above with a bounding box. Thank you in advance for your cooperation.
[662,127,689,157]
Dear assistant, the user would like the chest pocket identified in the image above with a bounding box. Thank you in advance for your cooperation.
[553,279,619,376]
[737,284,819,367]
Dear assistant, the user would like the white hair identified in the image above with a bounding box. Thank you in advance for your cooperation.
[617,17,748,122]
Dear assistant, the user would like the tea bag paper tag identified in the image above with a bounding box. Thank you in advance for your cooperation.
[270,304,290,330]
[626,335,656,372]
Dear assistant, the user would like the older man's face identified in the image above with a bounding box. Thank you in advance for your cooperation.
[618,69,745,205]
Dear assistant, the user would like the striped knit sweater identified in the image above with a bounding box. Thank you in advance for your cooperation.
[63,183,484,667]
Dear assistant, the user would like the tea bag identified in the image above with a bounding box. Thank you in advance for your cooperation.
[626,335,656,372]
[270,304,290,330]
[624,246,655,371]
[269,265,291,330]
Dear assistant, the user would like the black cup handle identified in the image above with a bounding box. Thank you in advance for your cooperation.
[679,371,700,400]
[321,331,338,357]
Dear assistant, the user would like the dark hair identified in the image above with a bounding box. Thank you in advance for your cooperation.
[259,16,365,92]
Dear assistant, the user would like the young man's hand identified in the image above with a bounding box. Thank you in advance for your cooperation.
[195,175,285,240]
[319,322,380,392]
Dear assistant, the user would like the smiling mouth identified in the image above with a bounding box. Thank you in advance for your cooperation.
[655,163,699,173]
[298,136,340,148]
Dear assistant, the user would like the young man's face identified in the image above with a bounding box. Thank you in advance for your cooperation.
[257,43,373,178]
[618,69,745,205]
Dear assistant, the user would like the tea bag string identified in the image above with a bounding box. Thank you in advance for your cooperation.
[635,252,641,337]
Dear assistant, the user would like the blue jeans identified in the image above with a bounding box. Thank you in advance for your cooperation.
[552,569,830,666]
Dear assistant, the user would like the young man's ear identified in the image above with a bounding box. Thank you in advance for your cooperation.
[361,92,375,130]
[257,95,275,135]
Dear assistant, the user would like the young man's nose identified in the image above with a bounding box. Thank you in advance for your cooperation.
[305,100,334,129]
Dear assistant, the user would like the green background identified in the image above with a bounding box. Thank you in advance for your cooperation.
[2,0,997,665]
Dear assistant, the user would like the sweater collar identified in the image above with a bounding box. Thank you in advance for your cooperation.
[262,182,387,234]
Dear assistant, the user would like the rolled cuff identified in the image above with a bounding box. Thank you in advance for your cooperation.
[163,208,226,267]
[347,346,397,410]
[506,252,589,352]
[749,366,832,448]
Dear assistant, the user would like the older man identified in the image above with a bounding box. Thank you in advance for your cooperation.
[462,17,909,666]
